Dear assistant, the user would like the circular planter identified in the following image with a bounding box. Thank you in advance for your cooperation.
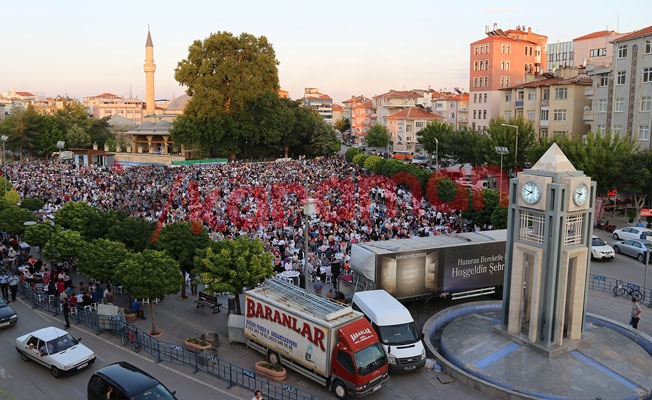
[200,332,220,348]
[197,347,219,367]
[255,361,286,381]
[184,338,212,353]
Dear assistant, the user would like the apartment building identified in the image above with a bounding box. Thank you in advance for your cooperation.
[342,95,372,143]
[302,88,333,124]
[83,93,145,123]
[469,24,548,133]
[585,26,652,149]
[386,107,443,153]
[430,91,469,130]
[499,67,592,140]
[372,90,423,127]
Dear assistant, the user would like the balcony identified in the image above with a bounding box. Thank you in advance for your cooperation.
[540,120,549,127]
[583,111,593,121]
[515,101,524,108]
[584,87,594,98]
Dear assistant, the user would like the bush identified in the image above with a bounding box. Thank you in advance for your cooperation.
[258,362,284,372]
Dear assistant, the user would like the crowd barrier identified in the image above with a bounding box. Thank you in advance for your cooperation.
[589,274,651,304]
[18,283,328,400]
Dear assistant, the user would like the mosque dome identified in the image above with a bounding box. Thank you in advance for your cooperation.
[167,94,190,113]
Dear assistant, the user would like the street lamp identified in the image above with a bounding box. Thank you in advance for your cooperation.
[303,198,316,289]
[434,137,439,171]
[495,146,509,199]
[1,135,8,193]
[501,124,519,174]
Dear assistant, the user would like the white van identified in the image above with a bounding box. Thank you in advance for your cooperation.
[352,290,426,372]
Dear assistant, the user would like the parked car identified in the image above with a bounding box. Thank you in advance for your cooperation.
[0,295,18,328]
[612,239,652,262]
[612,227,652,241]
[87,361,177,400]
[15,326,95,377]
[591,235,615,261]
[411,154,429,165]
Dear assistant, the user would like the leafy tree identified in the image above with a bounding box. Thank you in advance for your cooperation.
[175,31,279,120]
[487,118,536,173]
[0,206,35,235]
[19,197,44,211]
[65,124,91,148]
[417,120,453,165]
[106,216,157,252]
[87,117,112,148]
[365,123,390,148]
[0,104,41,161]
[83,209,122,242]
[462,189,500,227]
[491,206,508,229]
[54,201,99,233]
[23,222,57,260]
[289,105,321,157]
[50,229,85,262]
[115,249,182,335]
[149,221,211,299]
[76,238,128,284]
[444,127,490,167]
[5,189,20,204]
[195,236,273,315]
[363,155,384,171]
[620,150,652,219]
[310,119,340,157]
[334,118,351,134]
[0,177,12,196]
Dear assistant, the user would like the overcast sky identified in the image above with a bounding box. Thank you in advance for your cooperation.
[2,0,650,104]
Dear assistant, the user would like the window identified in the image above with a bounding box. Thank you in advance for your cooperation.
[473,77,478,88]
[450,112,455,119]
[485,44,489,53]
[527,91,536,101]
[527,110,535,121]
[646,40,652,54]
[501,60,505,70]
[484,76,488,86]
[617,71,626,85]
[504,111,512,120]
[474,45,479,55]
[474,61,478,71]
[473,94,478,103]
[505,93,512,102]
[506,44,511,53]
[501,44,505,53]
[500,76,504,87]
[505,76,510,86]
[540,129,548,138]
[555,88,568,100]
[450,102,455,108]
[505,60,510,70]
[614,98,625,112]
[483,93,488,103]
[643,68,652,83]
[642,96,652,111]
[542,89,549,101]
[553,109,567,121]
[639,125,650,141]
[596,99,606,112]
[473,110,477,119]
[618,44,628,58]
[540,109,549,121]
[597,125,606,137]
[483,110,487,119]
[614,125,623,135]
[415,121,425,128]
[599,75,609,87]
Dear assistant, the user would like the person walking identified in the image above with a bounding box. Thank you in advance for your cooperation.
[631,297,642,329]
[8,273,19,302]
[0,269,9,300]
[62,297,71,329]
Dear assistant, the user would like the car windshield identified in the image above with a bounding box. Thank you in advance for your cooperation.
[378,322,420,345]
[132,384,176,400]
[354,343,387,376]
[50,333,79,353]
[592,237,606,246]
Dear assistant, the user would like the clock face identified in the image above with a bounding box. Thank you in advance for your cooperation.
[521,181,541,205]
[573,182,589,206]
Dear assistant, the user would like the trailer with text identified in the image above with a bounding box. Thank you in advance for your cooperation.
[348,230,507,301]
[244,279,390,399]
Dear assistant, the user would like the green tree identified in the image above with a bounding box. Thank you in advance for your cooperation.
[106,217,157,252]
[365,123,390,148]
[19,197,44,211]
[334,118,351,135]
[195,236,273,315]
[87,117,112,148]
[0,206,35,235]
[417,120,453,165]
[115,249,182,335]
[65,124,91,148]
[487,118,536,173]
[55,201,99,233]
[345,147,364,163]
[77,238,128,283]
[149,221,211,299]
[23,222,57,261]
[50,229,85,263]
[175,31,279,120]
[311,119,340,157]
[0,104,41,161]
[0,177,13,196]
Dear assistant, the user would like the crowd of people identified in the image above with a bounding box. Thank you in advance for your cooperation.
[4,156,489,296]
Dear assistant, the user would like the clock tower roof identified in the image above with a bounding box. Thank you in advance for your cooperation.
[531,143,576,173]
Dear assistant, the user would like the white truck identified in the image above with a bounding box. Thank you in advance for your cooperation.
[244,279,390,399]
[347,230,507,301]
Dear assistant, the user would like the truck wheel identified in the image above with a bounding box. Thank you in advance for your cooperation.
[333,380,347,399]
[267,351,280,365]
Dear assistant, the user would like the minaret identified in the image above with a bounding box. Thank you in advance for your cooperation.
[144,27,156,116]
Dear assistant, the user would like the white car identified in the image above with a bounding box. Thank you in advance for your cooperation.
[612,227,652,241]
[15,326,96,378]
[591,235,615,260]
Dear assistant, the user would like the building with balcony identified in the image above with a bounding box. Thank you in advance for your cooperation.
[469,24,548,133]
[342,96,372,143]
[386,107,443,153]
[83,93,145,124]
[302,88,333,124]
[499,67,592,140]
[585,26,652,149]
[430,90,469,130]
[372,90,424,127]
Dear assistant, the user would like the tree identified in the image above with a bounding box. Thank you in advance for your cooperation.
[365,123,390,148]
[444,127,490,167]
[334,118,351,135]
[50,229,85,263]
[0,206,35,235]
[105,216,157,252]
[149,221,211,299]
[487,118,536,173]
[55,201,99,234]
[310,119,340,157]
[175,31,280,120]
[195,236,273,315]
[65,124,91,148]
[0,104,41,161]
[417,120,453,164]
[77,238,128,283]
[23,223,57,261]
[114,249,182,335]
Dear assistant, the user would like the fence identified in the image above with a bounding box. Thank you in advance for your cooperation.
[18,284,328,400]
[589,274,651,304]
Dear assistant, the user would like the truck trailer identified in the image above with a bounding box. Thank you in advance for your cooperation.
[347,230,507,301]
[244,279,390,399]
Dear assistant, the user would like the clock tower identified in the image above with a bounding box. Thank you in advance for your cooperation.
[501,143,595,349]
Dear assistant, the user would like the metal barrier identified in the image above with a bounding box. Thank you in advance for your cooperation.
[589,274,651,304]
[17,284,328,400]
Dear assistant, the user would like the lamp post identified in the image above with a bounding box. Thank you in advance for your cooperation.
[1,135,7,193]
[57,141,65,198]
[303,198,316,289]
[501,124,519,174]
[495,146,509,199]
[434,137,439,171]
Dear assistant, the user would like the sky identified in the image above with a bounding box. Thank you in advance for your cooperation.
[2,1,651,105]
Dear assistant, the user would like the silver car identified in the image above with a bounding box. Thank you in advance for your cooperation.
[15,326,96,377]
[612,227,652,241]
[612,239,652,263]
